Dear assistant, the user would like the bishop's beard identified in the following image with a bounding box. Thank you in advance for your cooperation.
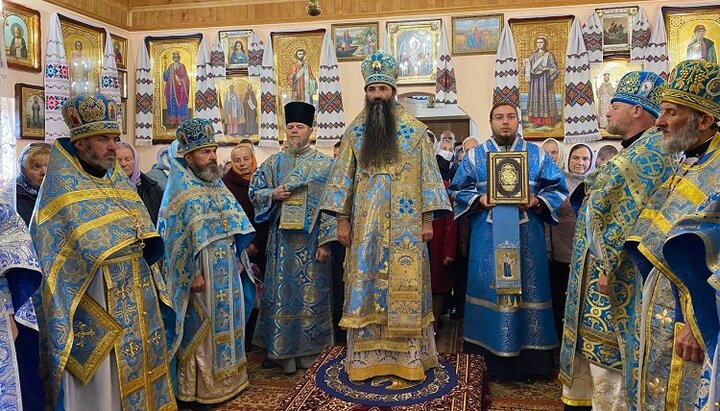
[359,97,398,168]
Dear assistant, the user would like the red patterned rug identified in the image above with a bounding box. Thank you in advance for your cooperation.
[276,346,487,411]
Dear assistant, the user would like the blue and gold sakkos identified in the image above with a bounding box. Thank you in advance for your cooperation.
[319,105,451,381]
[250,144,337,361]
[158,140,256,404]
[31,138,175,410]
[559,130,674,406]
[626,132,720,411]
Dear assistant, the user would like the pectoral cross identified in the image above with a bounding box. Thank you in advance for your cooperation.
[220,217,229,232]
[132,218,145,248]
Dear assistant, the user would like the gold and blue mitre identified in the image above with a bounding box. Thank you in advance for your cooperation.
[361,51,398,90]
[663,59,720,120]
[610,71,666,118]
[176,118,217,154]
[61,93,120,142]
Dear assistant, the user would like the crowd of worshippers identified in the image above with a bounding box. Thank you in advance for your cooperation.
[2,54,719,411]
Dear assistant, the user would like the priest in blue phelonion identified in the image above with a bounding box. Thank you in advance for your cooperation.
[448,103,567,382]
[159,118,256,405]
[663,192,720,411]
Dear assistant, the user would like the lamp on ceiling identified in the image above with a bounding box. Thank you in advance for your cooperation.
[305,0,322,16]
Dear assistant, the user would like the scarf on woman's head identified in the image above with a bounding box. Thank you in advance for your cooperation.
[541,138,566,170]
[118,142,142,185]
[566,142,596,176]
[16,144,42,196]
[231,145,257,182]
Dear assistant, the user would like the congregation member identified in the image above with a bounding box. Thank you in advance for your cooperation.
[319,52,451,382]
[449,103,568,382]
[546,143,595,341]
[559,71,671,410]
[541,137,565,169]
[663,192,720,410]
[222,144,268,274]
[116,141,164,224]
[626,59,720,411]
[15,142,50,225]
[250,101,336,374]
[594,144,618,168]
[0,204,43,410]
[159,118,256,406]
[146,146,171,189]
[429,139,457,332]
[321,52,450,381]
[32,93,174,410]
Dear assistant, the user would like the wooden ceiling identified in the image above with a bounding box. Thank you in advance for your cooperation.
[46,0,653,31]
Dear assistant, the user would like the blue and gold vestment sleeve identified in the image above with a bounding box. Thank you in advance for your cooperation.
[319,136,356,217]
[534,153,568,224]
[420,132,452,219]
[318,212,337,247]
[448,153,482,220]
[249,156,277,224]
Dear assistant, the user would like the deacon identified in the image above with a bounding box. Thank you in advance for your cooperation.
[626,59,720,410]
[448,103,567,382]
[663,192,720,411]
[159,118,256,405]
[319,52,451,382]
[250,101,336,374]
[31,93,175,410]
[559,72,674,409]
[0,204,43,411]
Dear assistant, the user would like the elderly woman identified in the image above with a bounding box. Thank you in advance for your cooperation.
[116,142,164,224]
[16,143,51,226]
[546,143,595,339]
[222,145,268,270]
[541,138,566,169]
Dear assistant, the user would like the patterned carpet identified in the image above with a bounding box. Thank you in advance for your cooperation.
[205,318,564,411]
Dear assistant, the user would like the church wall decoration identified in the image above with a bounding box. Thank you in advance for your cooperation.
[120,101,127,134]
[118,69,128,99]
[663,5,720,68]
[111,34,127,69]
[387,19,441,85]
[451,14,504,56]
[215,77,260,144]
[509,15,573,140]
[596,6,639,56]
[59,15,104,97]
[330,22,379,62]
[15,83,44,139]
[590,58,642,138]
[3,1,41,73]
[145,33,203,143]
[219,29,252,75]
[271,29,324,141]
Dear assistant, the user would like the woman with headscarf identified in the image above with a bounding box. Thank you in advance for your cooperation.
[116,142,164,224]
[222,145,268,272]
[146,146,171,189]
[222,144,268,349]
[546,143,595,340]
[541,137,566,170]
[16,143,51,226]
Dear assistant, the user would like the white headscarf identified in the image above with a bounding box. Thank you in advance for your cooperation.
[541,138,566,170]
[566,143,596,176]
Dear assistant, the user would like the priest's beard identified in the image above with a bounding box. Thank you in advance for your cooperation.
[493,133,515,148]
[660,115,701,154]
[190,162,222,182]
[360,96,398,168]
[80,145,115,170]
